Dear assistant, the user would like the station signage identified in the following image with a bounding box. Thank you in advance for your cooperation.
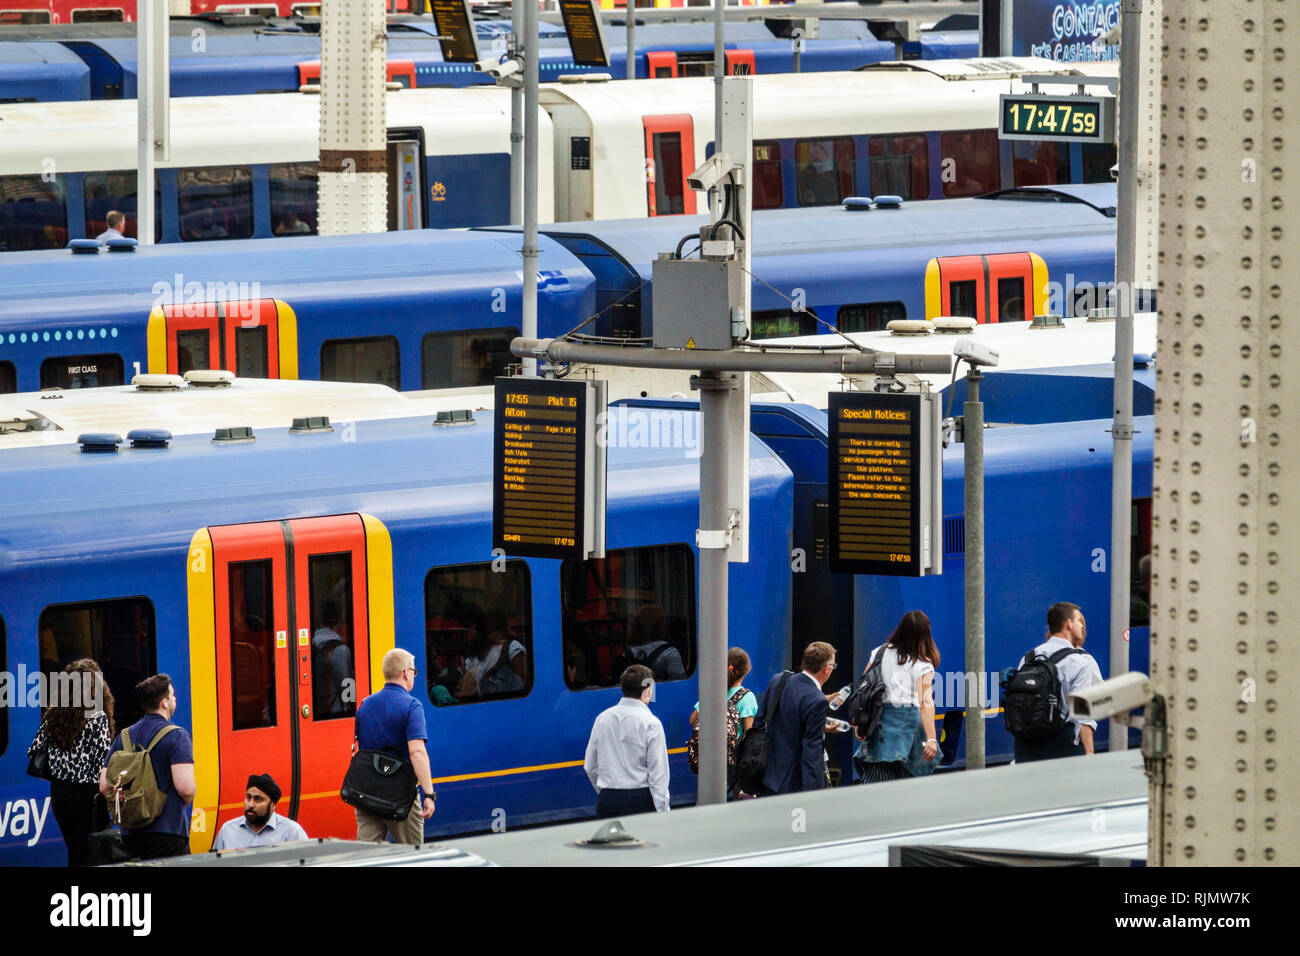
[493,376,606,561]
[558,0,611,68]
[999,92,1115,143]
[430,0,482,64]
[828,390,942,577]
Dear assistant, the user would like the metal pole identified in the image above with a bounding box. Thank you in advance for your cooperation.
[696,372,731,806]
[963,367,985,769]
[625,5,636,80]
[522,0,539,375]
[713,0,724,149]
[136,0,160,245]
[1000,0,1014,57]
[1108,0,1141,753]
[511,1,523,224]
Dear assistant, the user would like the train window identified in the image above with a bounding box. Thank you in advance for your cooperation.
[651,132,687,216]
[0,360,15,394]
[998,277,1027,322]
[948,281,977,320]
[228,561,276,731]
[0,175,67,252]
[321,336,400,390]
[82,171,162,243]
[752,141,783,210]
[421,327,518,389]
[868,133,930,200]
[270,163,318,236]
[38,597,156,732]
[1082,143,1118,184]
[750,309,818,340]
[939,129,1000,197]
[1,10,51,24]
[1130,498,1153,628]
[309,553,357,720]
[234,326,269,379]
[837,302,906,333]
[794,137,855,207]
[1011,140,1071,186]
[176,330,211,375]
[178,166,254,241]
[39,354,125,390]
[71,8,125,21]
[560,544,696,690]
[424,561,532,706]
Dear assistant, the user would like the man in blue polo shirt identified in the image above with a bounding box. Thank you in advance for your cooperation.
[353,648,436,844]
[99,673,196,859]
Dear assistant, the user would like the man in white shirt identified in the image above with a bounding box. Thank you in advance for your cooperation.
[1012,602,1105,761]
[95,210,125,243]
[211,773,308,852]
[584,664,670,817]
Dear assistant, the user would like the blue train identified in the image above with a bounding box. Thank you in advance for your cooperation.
[0,184,1118,395]
[0,14,977,102]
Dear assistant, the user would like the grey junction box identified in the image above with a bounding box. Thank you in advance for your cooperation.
[651,257,745,350]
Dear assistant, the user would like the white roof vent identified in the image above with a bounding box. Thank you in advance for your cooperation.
[184,369,236,388]
[886,319,932,336]
[132,373,185,391]
[932,316,978,334]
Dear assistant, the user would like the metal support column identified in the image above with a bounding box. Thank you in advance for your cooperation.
[713,0,725,149]
[696,372,734,807]
[963,367,985,769]
[625,6,636,80]
[136,0,168,246]
[511,1,524,224]
[1108,0,1142,752]
[522,0,540,374]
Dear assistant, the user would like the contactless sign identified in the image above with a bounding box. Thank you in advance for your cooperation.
[828,390,941,577]
[558,0,610,68]
[999,92,1115,143]
[430,0,481,64]
[493,376,606,561]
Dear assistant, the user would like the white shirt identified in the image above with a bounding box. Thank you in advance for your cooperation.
[1018,636,1104,743]
[211,811,308,851]
[800,670,823,690]
[584,698,670,812]
[870,644,936,706]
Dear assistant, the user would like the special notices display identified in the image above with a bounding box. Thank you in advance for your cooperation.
[493,376,606,561]
[828,390,941,577]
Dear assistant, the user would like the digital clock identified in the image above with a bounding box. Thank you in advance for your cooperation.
[999,93,1116,144]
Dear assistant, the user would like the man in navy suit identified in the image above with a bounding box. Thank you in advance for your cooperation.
[761,642,836,794]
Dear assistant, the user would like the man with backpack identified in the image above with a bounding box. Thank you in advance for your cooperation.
[98,674,196,860]
[1003,602,1104,762]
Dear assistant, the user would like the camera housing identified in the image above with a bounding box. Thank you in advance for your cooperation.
[952,337,1001,368]
[687,154,731,193]
[1069,671,1150,725]
[474,56,520,80]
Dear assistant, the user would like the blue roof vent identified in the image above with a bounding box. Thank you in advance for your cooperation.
[68,239,101,255]
[128,428,172,449]
[872,195,904,209]
[842,197,873,210]
[105,237,139,253]
[1133,353,1154,369]
[78,432,122,453]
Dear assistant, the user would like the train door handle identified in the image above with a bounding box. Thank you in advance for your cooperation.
[302,704,311,719]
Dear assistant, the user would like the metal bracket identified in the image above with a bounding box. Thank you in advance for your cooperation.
[689,374,740,391]
[696,529,733,550]
[872,352,907,393]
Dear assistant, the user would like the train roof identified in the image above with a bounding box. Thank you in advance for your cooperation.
[0,40,89,101]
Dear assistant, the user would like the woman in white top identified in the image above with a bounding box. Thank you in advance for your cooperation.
[856,610,941,783]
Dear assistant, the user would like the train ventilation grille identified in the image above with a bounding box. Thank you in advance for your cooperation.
[943,516,965,559]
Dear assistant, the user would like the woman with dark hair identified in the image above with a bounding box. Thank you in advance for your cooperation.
[27,659,115,866]
[856,610,941,784]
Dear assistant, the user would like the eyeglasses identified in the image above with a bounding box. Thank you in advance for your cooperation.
[405,666,418,677]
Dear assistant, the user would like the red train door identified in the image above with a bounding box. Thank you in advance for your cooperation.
[150,298,297,379]
[643,114,697,217]
[223,299,281,379]
[924,252,1040,323]
[163,302,221,375]
[203,515,373,845]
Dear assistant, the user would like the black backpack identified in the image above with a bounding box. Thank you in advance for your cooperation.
[844,645,889,744]
[687,686,749,783]
[734,672,793,795]
[612,642,669,681]
[1001,646,1083,741]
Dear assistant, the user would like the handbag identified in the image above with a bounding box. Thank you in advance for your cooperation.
[27,729,51,780]
[340,749,418,821]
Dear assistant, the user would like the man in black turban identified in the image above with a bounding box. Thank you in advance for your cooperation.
[210,773,309,852]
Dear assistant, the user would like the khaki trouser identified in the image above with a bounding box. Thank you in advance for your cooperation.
[355,796,423,845]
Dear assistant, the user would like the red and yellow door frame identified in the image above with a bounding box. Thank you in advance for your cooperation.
[924,252,1048,322]
[147,298,298,380]
[187,513,394,852]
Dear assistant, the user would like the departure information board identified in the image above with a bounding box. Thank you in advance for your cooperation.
[558,0,611,67]
[999,92,1115,143]
[431,0,481,64]
[828,390,941,577]
[493,376,606,561]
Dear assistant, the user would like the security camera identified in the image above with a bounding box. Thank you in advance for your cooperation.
[1110,162,1119,181]
[475,56,520,80]
[687,154,731,193]
[1069,672,1150,725]
[952,337,1000,368]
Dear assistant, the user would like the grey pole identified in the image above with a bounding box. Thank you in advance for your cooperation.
[626,6,636,80]
[1000,0,1014,57]
[963,366,985,769]
[696,372,732,806]
[713,0,725,149]
[510,1,523,224]
[136,0,167,245]
[522,0,540,375]
[1108,0,1142,752]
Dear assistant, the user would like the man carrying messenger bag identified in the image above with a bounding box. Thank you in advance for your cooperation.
[342,648,436,844]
